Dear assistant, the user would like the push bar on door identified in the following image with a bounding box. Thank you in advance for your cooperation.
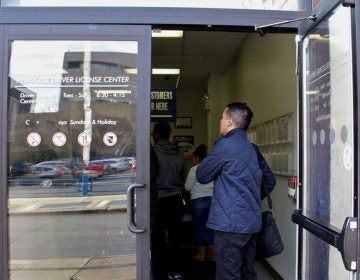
[127,183,146,234]
[292,209,357,271]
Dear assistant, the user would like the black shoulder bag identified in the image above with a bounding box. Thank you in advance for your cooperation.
[255,180,284,260]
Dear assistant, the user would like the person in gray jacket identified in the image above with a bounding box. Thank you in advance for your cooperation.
[152,121,186,280]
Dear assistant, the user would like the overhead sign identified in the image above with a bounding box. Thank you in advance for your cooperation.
[151,88,176,121]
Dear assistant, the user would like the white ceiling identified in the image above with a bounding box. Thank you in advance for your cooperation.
[151,30,247,91]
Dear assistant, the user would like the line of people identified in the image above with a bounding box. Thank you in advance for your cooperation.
[150,102,276,280]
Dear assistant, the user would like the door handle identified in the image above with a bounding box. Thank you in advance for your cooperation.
[292,209,357,271]
[126,183,146,234]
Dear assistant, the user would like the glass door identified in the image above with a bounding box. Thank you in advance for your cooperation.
[1,24,151,280]
[294,2,358,279]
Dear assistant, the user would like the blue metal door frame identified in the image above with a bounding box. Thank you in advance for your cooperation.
[295,0,359,278]
[0,24,151,280]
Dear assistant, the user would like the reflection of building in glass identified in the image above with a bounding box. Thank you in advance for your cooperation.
[9,79,37,113]
[8,50,138,164]
[8,79,35,144]
[58,51,137,160]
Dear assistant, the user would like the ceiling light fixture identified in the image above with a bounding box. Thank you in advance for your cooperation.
[151,29,183,38]
[152,68,180,75]
[125,68,180,75]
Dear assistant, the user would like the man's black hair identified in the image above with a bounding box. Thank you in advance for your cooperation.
[226,102,253,131]
[153,121,171,140]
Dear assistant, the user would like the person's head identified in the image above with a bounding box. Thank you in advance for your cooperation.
[152,121,171,142]
[191,144,208,164]
[219,102,253,136]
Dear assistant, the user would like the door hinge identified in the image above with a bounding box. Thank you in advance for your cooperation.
[342,0,355,7]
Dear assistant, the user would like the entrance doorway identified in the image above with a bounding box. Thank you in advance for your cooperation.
[150,29,298,279]
[3,18,357,279]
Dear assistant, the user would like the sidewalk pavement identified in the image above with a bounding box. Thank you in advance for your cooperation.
[8,194,127,215]
[10,255,136,280]
[8,195,135,280]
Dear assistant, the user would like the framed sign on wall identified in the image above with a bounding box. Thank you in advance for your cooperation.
[175,117,192,128]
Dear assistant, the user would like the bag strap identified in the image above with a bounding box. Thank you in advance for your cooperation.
[262,180,273,211]
[252,143,273,211]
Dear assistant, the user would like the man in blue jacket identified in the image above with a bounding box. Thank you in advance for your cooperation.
[197,102,274,280]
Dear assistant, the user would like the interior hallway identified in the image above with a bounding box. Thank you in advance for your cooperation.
[179,247,282,280]
[176,218,283,280]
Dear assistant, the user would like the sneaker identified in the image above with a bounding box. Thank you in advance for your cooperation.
[168,272,183,280]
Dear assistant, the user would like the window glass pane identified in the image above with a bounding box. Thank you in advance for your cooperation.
[8,40,138,279]
[2,0,303,11]
[302,5,353,279]
[302,4,353,232]
[312,0,322,9]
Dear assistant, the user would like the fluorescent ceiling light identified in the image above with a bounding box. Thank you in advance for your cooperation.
[152,30,183,38]
[152,68,180,75]
[125,68,180,75]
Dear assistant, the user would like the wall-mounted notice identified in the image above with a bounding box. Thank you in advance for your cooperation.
[247,113,294,176]
[151,88,176,121]
[173,135,194,156]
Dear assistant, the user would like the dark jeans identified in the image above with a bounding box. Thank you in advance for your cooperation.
[214,230,257,280]
[191,196,214,247]
[152,194,184,278]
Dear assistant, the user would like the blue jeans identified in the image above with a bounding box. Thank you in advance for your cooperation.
[191,196,214,247]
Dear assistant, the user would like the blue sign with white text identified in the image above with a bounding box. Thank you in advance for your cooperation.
[150,88,176,121]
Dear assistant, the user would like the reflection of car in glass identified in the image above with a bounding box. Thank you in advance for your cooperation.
[122,157,136,170]
[33,160,68,167]
[8,177,75,188]
[72,162,109,177]
[90,158,131,174]
[33,160,72,176]
[31,165,63,178]
[130,160,136,170]
[8,162,32,177]
[8,165,74,188]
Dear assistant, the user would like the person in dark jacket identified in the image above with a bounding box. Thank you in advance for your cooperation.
[152,121,186,280]
[196,102,272,280]
[150,145,162,280]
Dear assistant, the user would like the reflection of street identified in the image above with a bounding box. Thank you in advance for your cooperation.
[8,171,136,198]
[9,212,137,279]
[10,212,135,259]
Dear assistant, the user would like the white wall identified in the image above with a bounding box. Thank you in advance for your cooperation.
[207,75,228,146]
[207,33,298,280]
[226,33,297,126]
[176,88,209,148]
